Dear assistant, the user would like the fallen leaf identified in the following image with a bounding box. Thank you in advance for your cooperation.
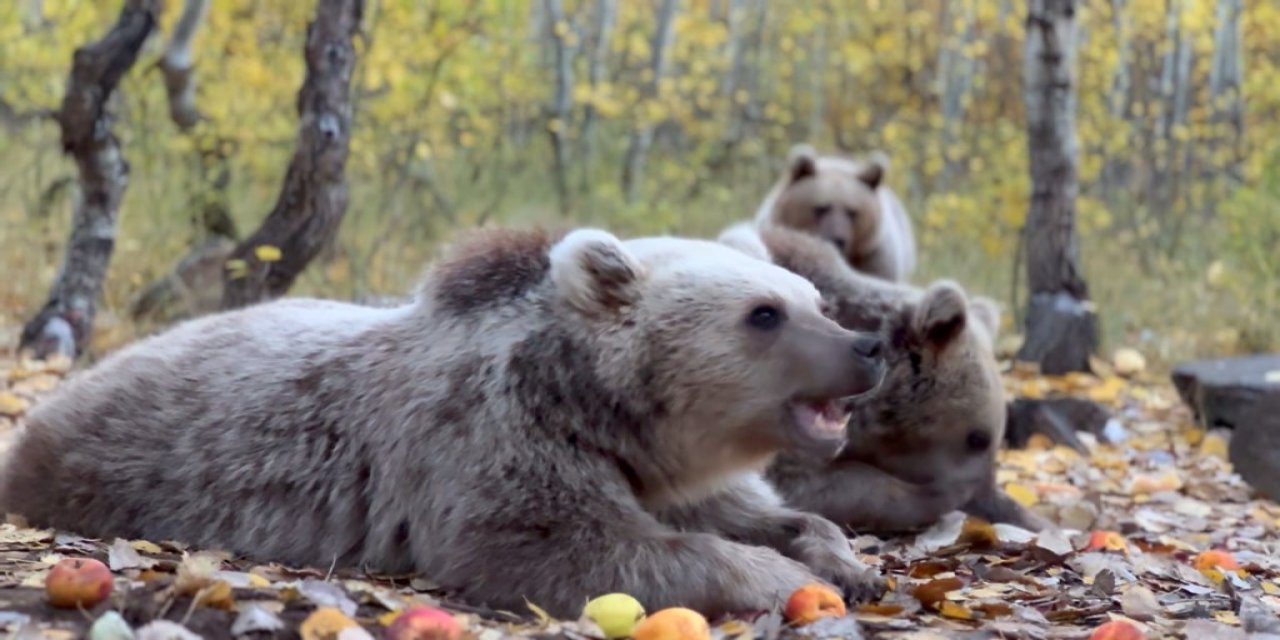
[300,607,359,640]
[1119,585,1161,621]
[135,620,201,640]
[0,392,28,416]
[296,579,358,617]
[1004,483,1038,508]
[129,540,163,555]
[912,577,965,608]
[1129,470,1184,494]
[195,580,235,610]
[231,604,285,636]
[856,603,905,616]
[1033,528,1075,558]
[937,601,974,620]
[108,538,154,571]
[957,517,998,548]
[1113,349,1146,377]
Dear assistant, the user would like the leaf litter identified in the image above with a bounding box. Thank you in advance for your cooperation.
[4,351,1280,638]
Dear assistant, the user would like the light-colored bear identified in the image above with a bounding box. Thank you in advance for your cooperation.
[0,226,889,618]
[719,222,1049,532]
[754,144,917,283]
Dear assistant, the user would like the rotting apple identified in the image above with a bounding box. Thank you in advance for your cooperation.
[382,605,462,640]
[45,557,114,609]
[783,583,846,625]
[631,607,710,640]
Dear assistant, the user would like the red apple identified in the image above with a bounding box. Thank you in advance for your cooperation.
[45,557,113,609]
[383,605,462,640]
[783,583,846,625]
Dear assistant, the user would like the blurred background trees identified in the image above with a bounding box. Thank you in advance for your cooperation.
[1,0,1276,366]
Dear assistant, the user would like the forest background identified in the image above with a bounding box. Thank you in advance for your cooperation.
[1,0,1276,367]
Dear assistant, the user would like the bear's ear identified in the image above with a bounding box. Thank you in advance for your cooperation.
[549,229,645,318]
[969,296,1002,340]
[856,157,885,190]
[716,222,773,263]
[786,143,819,183]
[913,281,968,350]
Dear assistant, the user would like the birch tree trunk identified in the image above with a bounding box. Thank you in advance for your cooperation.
[620,0,678,203]
[157,0,208,130]
[578,0,615,193]
[543,0,576,216]
[1209,0,1244,183]
[220,0,364,310]
[937,0,978,188]
[19,0,159,360]
[1017,0,1098,375]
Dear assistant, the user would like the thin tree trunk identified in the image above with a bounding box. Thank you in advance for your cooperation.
[578,0,615,193]
[937,0,978,188]
[543,0,575,217]
[18,0,160,360]
[156,0,208,130]
[220,0,364,310]
[1017,0,1098,375]
[620,0,678,202]
[1208,0,1244,184]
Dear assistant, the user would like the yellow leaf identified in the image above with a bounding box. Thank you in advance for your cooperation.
[225,258,249,280]
[1199,433,1229,460]
[300,607,359,640]
[129,540,163,554]
[938,601,974,620]
[1004,482,1038,508]
[377,609,402,627]
[1026,433,1055,450]
[1262,582,1280,596]
[0,392,29,416]
[1129,470,1183,495]
[526,600,552,625]
[1213,610,1241,626]
[254,245,283,263]
[1113,349,1146,377]
[196,580,235,610]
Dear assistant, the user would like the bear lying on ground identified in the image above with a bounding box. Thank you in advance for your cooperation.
[754,144,917,283]
[719,222,1050,532]
[0,227,890,618]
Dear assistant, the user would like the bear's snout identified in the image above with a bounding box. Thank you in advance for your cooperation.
[851,334,882,359]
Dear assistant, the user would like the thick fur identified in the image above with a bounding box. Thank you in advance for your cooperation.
[0,227,888,619]
[754,144,917,283]
[718,222,1049,532]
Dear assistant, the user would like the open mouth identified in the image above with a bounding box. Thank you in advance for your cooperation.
[787,398,852,441]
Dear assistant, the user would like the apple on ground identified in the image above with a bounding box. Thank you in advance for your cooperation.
[383,605,462,640]
[783,583,846,625]
[45,557,114,609]
[631,607,710,640]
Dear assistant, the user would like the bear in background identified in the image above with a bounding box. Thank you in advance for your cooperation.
[754,144,918,283]
[719,222,1049,533]
[1,226,889,619]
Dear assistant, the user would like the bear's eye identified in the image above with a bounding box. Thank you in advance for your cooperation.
[746,304,785,331]
[813,204,833,219]
[966,430,992,452]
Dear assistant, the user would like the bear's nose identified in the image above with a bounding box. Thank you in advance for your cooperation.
[852,335,882,359]
[830,238,846,251]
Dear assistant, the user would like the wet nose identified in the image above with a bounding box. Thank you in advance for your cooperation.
[830,238,846,251]
[852,334,882,359]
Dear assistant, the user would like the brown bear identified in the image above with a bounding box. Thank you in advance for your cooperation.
[718,222,1049,532]
[754,144,917,283]
[0,227,890,619]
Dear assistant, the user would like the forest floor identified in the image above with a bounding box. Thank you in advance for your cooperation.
[2,342,1280,640]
